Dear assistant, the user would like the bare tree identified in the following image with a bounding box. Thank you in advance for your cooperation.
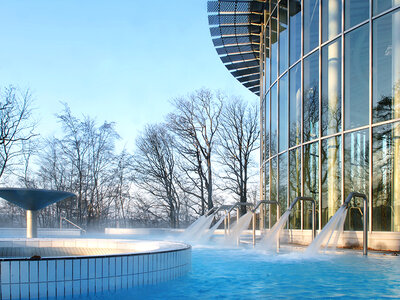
[132,124,182,228]
[37,105,120,229]
[217,98,259,215]
[0,86,37,181]
[168,89,223,214]
[110,149,134,227]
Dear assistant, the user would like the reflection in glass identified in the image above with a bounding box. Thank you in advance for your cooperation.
[373,0,400,16]
[303,51,319,142]
[303,142,319,230]
[322,0,341,43]
[344,129,369,231]
[345,0,369,30]
[279,1,288,75]
[322,38,342,136]
[271,11,278,84]
[289,63,301,147]
[279,74,288,152]
[264,21,270,92]
[270,157,278,225]
[372,123,400,232]
[344,24,369,130]
[264,92,270,159]
[289,147,301,229]
[265,52,270,93]
[304,0,319,54]
[271,84,278,155]
[321,136,342,227]
[373,8,400,123]
[264,162,270,229]
[279,153,288,215]
[289,0,301,65]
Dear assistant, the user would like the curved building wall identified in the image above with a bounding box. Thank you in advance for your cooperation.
[260,0,400,233]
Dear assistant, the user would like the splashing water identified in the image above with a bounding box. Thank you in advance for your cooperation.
[224,211,253,246]
[198,211,229,243]
[182,215,206,236]
[305,206,348,255]
[181,213,215,242]
[257,210,292,251]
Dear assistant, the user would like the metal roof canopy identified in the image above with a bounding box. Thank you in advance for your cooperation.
[208,0,266,96]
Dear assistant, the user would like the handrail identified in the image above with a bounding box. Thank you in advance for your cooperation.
[341,192,368,255]
[289,197,316,240]
[252,200,280,212]
[206,207,217,216]
[60,217,86,233]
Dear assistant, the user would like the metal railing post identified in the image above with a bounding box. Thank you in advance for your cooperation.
[252,212,256,246]
[343,192,368,255]
[252,200,281,251]
[289,197,316,241]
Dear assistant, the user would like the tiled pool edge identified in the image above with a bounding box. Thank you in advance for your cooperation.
[0,242,191,299]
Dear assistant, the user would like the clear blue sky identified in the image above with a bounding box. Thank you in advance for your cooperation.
[0,0,257,151]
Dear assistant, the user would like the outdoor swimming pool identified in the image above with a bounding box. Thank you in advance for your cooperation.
[78,243,400,299]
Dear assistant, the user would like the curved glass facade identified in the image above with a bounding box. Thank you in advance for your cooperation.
[261,0,400,232]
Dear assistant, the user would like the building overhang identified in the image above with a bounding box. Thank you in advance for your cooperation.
[208,0,268,96]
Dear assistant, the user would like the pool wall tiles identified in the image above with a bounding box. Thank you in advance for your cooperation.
[0,248,191,299]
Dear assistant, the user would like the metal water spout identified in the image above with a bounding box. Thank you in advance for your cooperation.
[234,202,255,245]
[289,197,317,240]
[341,192,368,255]
[252,200,280,247]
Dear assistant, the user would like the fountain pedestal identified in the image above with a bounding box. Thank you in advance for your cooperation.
[26,210,38,238]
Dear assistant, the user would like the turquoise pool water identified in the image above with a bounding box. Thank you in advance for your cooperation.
[84,245,400,299]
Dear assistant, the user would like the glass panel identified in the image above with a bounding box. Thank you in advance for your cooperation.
[271,10,278,84]
[264,161,270,229]
[372,8,400,123]
[373,0,400,16]
[264,92,270,159]
[279,0,289,75]
[271,84,278,155]
[303,142,319,230]
[279,74,289,152]
[265,51,270,92]
[322,38,342,136]
[344,24,369,130]
[279,153,288,215]
[303,51,319,142]
[322,0,342,42]
[270,157,278,225]
[289,147,301,229]
[344,129,369,231]
[372,122,400,232]
[289,0,301,65]
[289,63,302,147]
[304,0,320,54]
[321,136,342,228]
[345,0,369,30]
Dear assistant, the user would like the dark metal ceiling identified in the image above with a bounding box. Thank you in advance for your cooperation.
[208,0,266,96]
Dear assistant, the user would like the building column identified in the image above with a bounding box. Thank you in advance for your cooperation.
[393,10,400,232]
[26,210,38,238]
[327,35,340,219]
